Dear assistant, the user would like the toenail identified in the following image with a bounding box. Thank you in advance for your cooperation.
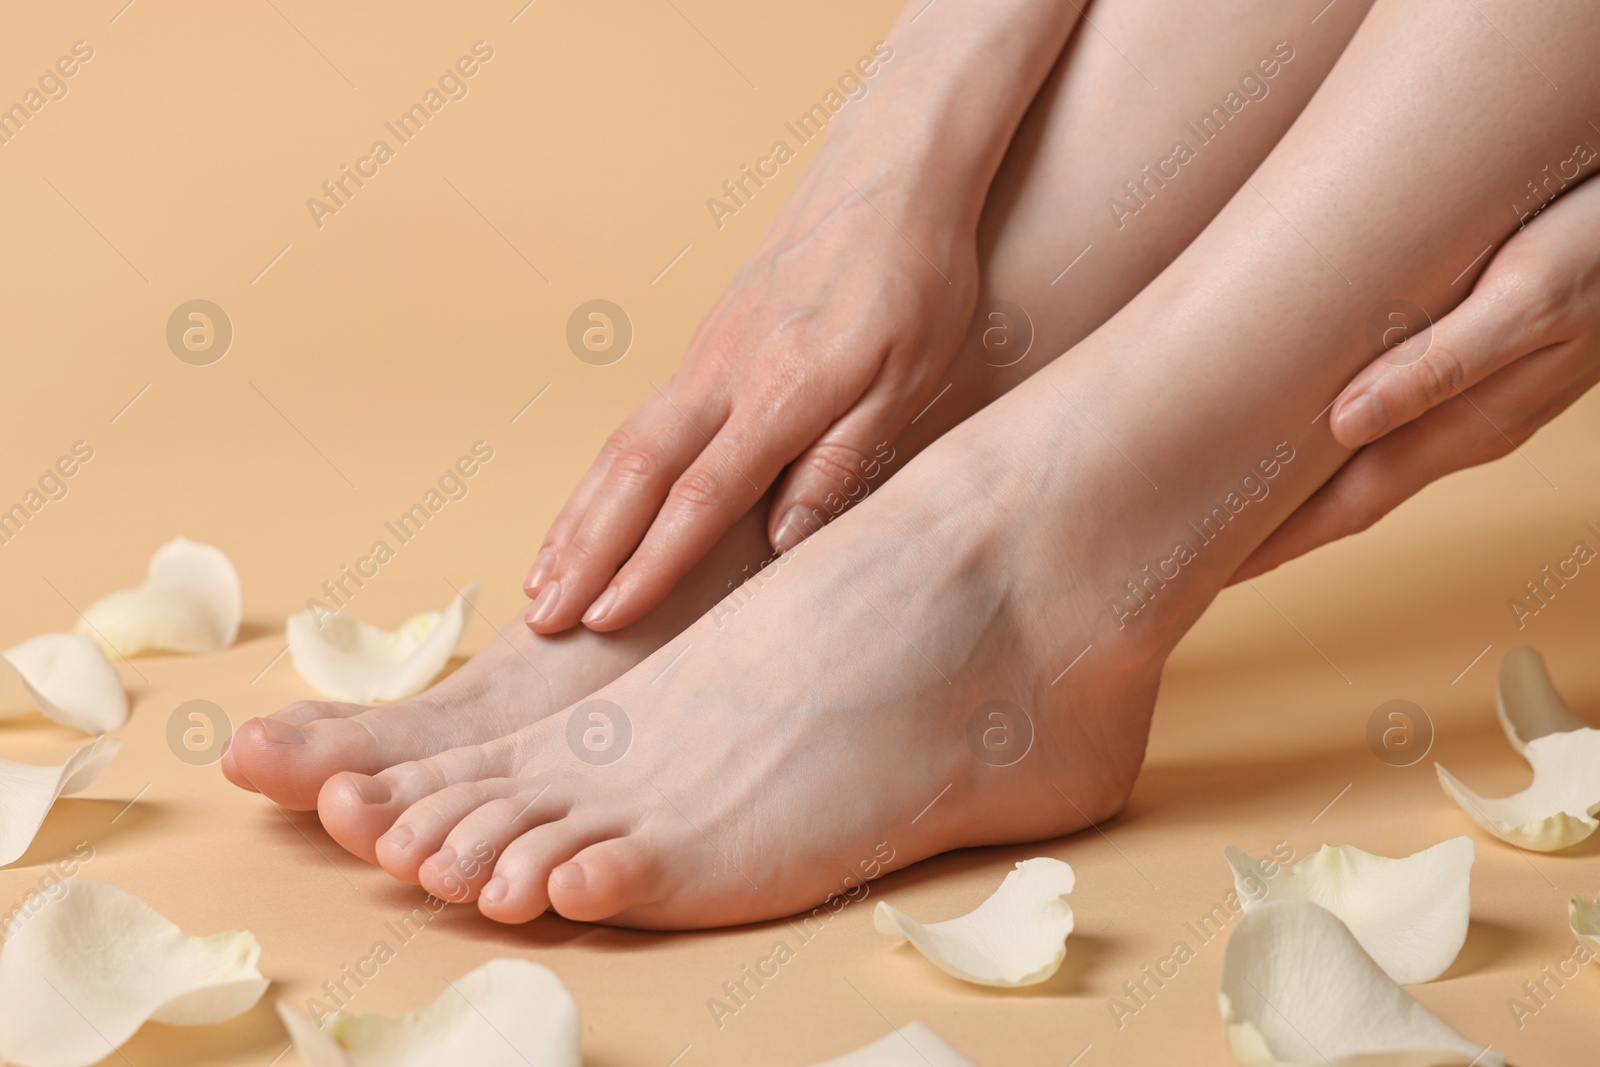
[481,877,509,905]
[258,719,307,745]
[526,548,557,593]
[354,776,391,805]
[527,580,561,626]
[380,826,414,849]
[551,861,586,891]
[581,586,619,627]
[426,846,457,873]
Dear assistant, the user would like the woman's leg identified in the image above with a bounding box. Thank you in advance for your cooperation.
[315,0,1599,928]
[225,0,1370,811]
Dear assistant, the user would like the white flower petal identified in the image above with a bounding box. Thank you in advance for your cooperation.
[286,583,479,703]
[873,857,1074,987]
[277,957,579,1067]
[1569,892,1600,952]
[1496,647,1587,753]
[1220,899,1503,1067]
[0,634,128,734]
[1436,728,1600,851]
[0,879,267,1067]
[806,1022,976,1066]
[0,737,120,867]
[1224,838,1473,985]
[76,538,242,655]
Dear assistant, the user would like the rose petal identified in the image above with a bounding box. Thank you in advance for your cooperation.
[77,538,242,655]
[277,958,579,1067]
[1569,892,1600,952]
[1220,899,1503,1067]
[1496,647,1587,753]
[0,634,128,734]
[0,737,120,867]
[0,879,267,1067]
[1225,838,1473,984]
[873,857,1074,987]
[286,584,479,703]
[1436,728,1600,851]
[806,1022,976,1066]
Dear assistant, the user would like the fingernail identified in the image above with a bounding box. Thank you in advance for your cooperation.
[551,861,587,891]
[1334,393,1390,446]
[526,548,557,593]
[354,776,392,805]
[526,580,561,626]
[380,826,413,849]
[258,719,306,745]
[773,507,816,553]
[481,877,509,905]
[582,586,619,627]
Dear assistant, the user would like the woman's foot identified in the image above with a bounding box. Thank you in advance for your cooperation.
[224,506,777,810]
[316,388,1187,928]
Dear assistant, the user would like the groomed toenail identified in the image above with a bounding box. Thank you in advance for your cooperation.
[528,581,561,626]
[380,826,413,849]
[551,862,586,891]
[526,548,557,592]
[581,586,619,627]
[258,719,306,745]
[354,777,392,805]
[481,877,509,905]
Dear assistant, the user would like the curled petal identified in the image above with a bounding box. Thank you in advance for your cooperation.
[287,584,479,703]
[874,857,1074,987]
[77,538,242,655]
[1220,899,1502,1067]
[0,880,267,1067]
[1496,647,1587,753]
[0,634,128,734]
[807,1021,976,1066]
[1224,838,1473,984]
[277,958,579,1067]
[0,737,120,867]
[1436,728,1600,851]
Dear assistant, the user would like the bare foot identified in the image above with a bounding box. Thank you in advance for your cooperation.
[316,395,1173,927]
[223,506,774,810]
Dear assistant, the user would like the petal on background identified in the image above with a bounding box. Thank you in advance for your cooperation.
[0,634,128,733]
[874,857,1074,987]
[277,958,579,1067]
[1224,838,1473,984]
[77,537,242,655]
[0,737,121,867]
[0,879,267,1067]
[1437,729,1600,851]
[806,1021,977,1066]
[286,583,479,703]
[1219,899,1502,1067]
[1496,647,1587,753]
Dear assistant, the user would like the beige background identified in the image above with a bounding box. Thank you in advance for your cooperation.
[2,1,1597,1064]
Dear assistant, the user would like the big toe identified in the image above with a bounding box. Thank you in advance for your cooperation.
[547,836,669,924]
[226,701,370,809]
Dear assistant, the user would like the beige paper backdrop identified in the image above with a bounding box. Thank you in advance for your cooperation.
[1,1,1597,1064]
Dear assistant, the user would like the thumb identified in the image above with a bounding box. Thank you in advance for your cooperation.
[767,399,905,553]
[1330,280,1549,449]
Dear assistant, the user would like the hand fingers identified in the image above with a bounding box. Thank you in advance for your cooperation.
[1236,340,1597,583]
[766,387,918,553]
[577,390,865,631]
[524,389,725,631]
[1328,255,1566,450]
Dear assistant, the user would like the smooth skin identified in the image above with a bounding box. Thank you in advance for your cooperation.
[312,0,1600,929]
[225,0,1373,810]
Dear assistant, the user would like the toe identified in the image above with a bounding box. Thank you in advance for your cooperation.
[318,729,540,863]
[479,818,622,924]
[547,835,668,923]
[224,701,369,809]
[417,788,572,902]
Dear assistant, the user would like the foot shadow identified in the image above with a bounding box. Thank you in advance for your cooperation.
[9,796,175,869]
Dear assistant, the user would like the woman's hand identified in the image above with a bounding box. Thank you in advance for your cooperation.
[524,0,1081,634]
[1236,173,1600,582]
